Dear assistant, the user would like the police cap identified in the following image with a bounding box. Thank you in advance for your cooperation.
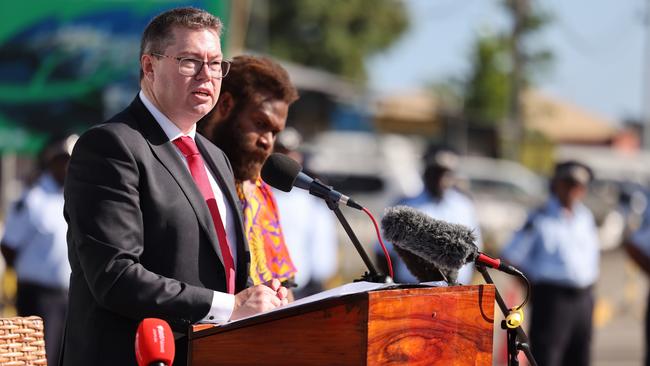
[553,160,593,185]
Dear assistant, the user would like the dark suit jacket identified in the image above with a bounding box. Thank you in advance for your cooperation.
[61,96,250,366]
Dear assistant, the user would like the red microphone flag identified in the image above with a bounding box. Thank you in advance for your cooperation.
[135,318,175,366]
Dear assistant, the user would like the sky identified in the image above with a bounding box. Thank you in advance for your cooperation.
[367,0,647,124]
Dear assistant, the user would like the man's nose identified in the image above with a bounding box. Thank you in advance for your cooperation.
[195,62,212,80]
[258,131,274,150]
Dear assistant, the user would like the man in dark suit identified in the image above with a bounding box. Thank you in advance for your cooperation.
[61,8,287,365]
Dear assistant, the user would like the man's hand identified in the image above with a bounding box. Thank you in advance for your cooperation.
[230,279,289,321]
[266,278,289,303]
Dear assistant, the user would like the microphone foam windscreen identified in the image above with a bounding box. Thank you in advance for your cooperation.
[381,205,478,274]
[261,153,302,192]
[392,245,448,283]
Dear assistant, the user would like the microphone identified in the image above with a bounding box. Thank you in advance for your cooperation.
[390,244,448,283]
[381,206,521,279]
[135,318,175,366]
[261,153,362,210]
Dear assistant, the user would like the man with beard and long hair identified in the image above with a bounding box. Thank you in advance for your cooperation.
[198,55,299,288]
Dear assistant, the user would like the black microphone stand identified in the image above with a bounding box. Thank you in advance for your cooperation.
[475,265,537,366]
[323,197,391,283]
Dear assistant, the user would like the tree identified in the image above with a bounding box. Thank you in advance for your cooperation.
[247,0,409,81]
[461,1,553,159]
[463,34,511,124]
[502,0,553,160]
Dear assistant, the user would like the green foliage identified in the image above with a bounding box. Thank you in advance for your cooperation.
[501,1,554,87]
[462,1,553,126]
[249,0,408,81]
[463,35,511,124]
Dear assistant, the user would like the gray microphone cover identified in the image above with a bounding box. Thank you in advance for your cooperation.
[381,205,478,283]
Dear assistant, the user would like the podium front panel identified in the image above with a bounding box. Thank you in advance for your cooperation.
[189,284,494,365]
[367,285,494,365]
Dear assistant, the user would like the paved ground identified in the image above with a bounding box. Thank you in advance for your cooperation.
[592,248,646,366]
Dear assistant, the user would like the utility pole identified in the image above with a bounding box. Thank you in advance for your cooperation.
[643,0,650,149]
[504,0,529,161]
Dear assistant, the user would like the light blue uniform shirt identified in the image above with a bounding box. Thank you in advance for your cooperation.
[501,196,600,288]
[381,189,483,285]
[2,173,71,289]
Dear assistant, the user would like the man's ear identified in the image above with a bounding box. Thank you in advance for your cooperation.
[217,92,235,119]
[141,54,155,81]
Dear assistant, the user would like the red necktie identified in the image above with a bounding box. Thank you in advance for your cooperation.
[173,136,235,294]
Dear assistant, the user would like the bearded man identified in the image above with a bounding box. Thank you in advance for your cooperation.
[198,55,300,287]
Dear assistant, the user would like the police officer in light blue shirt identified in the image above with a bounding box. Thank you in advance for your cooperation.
[501,160,599,366]
[376,145,483,285]
[1,134,77,366]
[624,207,650,366]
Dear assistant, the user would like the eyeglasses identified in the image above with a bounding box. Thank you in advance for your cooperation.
[151,53,231,79]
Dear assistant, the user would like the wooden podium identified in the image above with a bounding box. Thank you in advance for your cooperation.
[188,284,495,365]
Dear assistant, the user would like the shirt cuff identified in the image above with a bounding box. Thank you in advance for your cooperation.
[198,291,235,324]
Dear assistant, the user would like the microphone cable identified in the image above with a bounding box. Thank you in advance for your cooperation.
[504,268,531,329]
[362,207,394,279]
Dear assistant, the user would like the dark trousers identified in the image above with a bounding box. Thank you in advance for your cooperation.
[645,292,650,366]
[529,283,594,366]
[16,281,68,366]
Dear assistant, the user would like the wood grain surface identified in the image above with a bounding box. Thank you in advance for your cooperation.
[189,285,495,365]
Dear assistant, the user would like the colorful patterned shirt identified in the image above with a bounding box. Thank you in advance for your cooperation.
[237,178,297,284]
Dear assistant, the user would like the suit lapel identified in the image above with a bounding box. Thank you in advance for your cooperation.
[129,97,224,264]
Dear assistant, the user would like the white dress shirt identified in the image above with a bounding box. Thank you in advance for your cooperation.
[140,91,235,323]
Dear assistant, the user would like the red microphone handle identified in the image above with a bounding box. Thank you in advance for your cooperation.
[476,253,521,276]
[477,253,501,269]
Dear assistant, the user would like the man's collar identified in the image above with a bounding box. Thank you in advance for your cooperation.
[139,90,196,141]
[548,195,581,216]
